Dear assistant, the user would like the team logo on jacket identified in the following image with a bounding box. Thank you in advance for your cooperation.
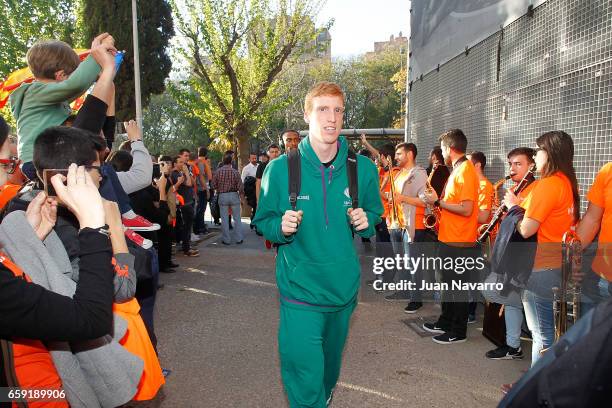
[343,187,351,206]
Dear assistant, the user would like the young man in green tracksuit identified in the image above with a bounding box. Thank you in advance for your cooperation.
[253,82,383,407]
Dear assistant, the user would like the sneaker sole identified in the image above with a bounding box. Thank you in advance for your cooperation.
[404,308,421,314]
[422,325,445,334]
[486,354,524,360]
[125,225,161,232]
[432,337,467,345]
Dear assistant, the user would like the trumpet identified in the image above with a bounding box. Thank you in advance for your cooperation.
[552,230,582,341]
[422,164,441,232]
[477,165,536,244]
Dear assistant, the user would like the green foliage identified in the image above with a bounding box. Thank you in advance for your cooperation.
[0,0,79,79]
[81,0,174,120]
[263,48,404,137]
[141,86,210,156]
[171,0,328,164]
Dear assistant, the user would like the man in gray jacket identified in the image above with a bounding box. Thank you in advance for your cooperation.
[384,143,429,313]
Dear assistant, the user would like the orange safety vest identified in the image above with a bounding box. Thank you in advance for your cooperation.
[113,299,165,400]
[0,253,69,408]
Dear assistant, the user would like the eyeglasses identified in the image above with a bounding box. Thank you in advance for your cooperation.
[0,156,19,174]
[533,146,544,155]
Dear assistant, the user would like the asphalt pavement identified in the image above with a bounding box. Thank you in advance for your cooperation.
[154,220,530,407]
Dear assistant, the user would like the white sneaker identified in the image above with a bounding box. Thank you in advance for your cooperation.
[190,233,200,242]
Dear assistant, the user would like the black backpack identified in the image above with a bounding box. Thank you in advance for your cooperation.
[287,148,359,211]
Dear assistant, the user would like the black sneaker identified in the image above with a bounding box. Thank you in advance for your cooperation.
[486,345,524,360]
[384,292,411,302]
[404,301,423,314]
[432,333,467,345]
[422,322,445,334]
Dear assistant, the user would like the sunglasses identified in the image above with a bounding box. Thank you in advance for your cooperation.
[0,156,19,174]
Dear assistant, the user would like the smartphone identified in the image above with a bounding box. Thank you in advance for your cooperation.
[152,163,161,180]
[43,169,69,197]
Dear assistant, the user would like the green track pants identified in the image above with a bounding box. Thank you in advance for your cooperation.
[278,302,356,408]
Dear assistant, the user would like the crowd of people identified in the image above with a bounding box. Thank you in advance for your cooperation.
[0,29,610,408]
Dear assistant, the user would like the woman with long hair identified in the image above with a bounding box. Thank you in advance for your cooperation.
[504,130,580,365]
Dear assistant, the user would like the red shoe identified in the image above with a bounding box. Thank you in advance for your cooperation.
[122,215,160,232]
[124,228,153,249]
[265,239,272,250]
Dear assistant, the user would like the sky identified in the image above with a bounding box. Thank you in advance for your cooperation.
[317,0,411,58]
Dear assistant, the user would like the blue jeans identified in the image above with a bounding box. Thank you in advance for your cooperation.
[219,192,244,243]
[390,228,426,302]
[522,268,559,365]
[193,190,208,233]
[100,164,133,214]
[504,304,523,349]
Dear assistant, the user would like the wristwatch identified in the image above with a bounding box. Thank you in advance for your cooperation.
[434,200,441,208]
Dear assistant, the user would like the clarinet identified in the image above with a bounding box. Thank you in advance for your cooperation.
[477,165,536,244]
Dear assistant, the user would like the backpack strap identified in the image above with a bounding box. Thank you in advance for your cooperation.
[346,150,359,209]
[287,149,301,211]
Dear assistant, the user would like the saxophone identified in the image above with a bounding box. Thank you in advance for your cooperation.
[422,164,441,232]
[552,230,583,341]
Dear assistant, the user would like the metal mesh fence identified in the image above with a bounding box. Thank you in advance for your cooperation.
[408,0,612,212]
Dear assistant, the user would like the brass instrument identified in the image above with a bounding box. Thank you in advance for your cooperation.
[477,176,511,240]
[477,165,536,244]
[422,164,441,232]
[385,162,406,230]
[552,230,582,341]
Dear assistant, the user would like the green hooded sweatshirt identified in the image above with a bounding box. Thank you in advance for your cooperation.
[9,55,101,163]
[253,136,383,311]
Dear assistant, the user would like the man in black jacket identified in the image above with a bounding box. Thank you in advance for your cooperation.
[0,117,113,342]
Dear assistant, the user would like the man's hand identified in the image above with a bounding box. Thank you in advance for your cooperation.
[360,133,367,145]
[281,210,303,236]
[25,192,58,241]
[156,173,167,191]
[52,164,105,230]
[347,208,369,231]
[124,120,142,142]
[422,188,439,205]
[503,190,520,210]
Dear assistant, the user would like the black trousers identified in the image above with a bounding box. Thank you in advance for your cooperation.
[180,203,195,252]
[436,243,479,338]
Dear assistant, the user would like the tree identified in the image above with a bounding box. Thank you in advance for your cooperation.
[0,0,79,79]
[142,86,210,156]
[172,0,328,167]
[263,48,403,137]
[80,0,174,120]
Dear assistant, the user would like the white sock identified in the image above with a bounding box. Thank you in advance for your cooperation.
[123,210,137,219]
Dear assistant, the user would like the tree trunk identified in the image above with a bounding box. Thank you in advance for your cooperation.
[234,122,252,218]
[234,122,252,170]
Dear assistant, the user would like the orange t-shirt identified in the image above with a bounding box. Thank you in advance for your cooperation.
[478,178,494,212]
[438,159,480,243]
[415,205,425,230]
[586,162,612,279]
[515,179,537,200]
[521,172,575,270]
[379,167,391,220]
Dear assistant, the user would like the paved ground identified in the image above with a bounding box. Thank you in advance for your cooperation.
[155,220,530,407]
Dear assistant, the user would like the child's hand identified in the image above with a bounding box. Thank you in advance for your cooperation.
[91,33,117,71]
[124,120,142,142]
